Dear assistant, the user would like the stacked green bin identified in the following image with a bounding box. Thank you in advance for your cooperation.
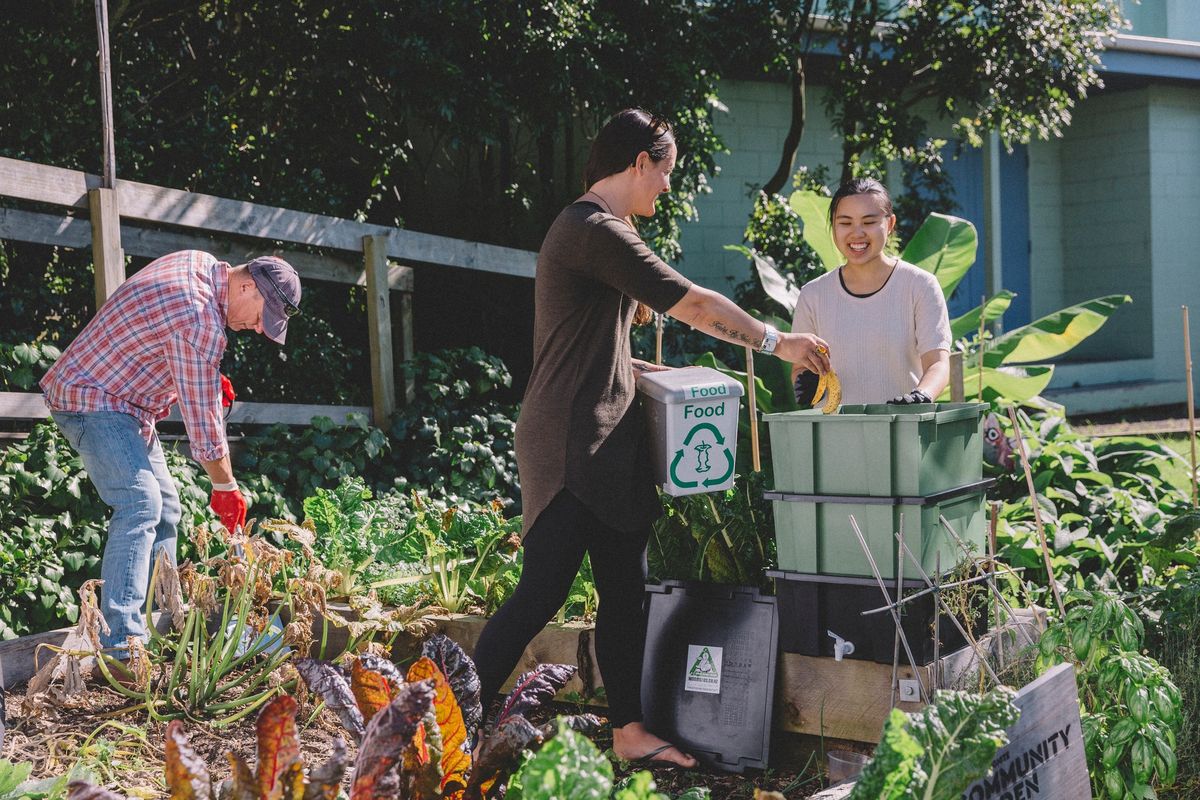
[764,403,988,580]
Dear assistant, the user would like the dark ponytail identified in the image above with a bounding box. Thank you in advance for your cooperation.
[584,108,674,189]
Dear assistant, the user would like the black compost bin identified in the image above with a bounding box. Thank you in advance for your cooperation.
[767,569,987,665]
[641,581,778,773]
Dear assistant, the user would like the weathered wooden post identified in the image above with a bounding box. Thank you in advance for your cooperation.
[363,234,396,426]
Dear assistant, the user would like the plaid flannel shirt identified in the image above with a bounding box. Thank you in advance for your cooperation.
[41,250,231,462]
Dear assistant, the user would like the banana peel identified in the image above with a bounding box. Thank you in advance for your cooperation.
[811,370,841,415]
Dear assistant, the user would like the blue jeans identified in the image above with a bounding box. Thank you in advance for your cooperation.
[51,411,181,652]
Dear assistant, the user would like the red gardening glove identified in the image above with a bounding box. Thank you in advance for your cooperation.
[220,374,236,408]
[210,489,247,534]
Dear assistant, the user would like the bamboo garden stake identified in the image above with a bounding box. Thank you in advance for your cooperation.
[1184,306,1197,508]
[1007,405,1065,617]
[745,346,761,472]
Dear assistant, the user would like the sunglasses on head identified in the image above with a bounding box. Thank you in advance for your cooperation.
[265,278,300,317]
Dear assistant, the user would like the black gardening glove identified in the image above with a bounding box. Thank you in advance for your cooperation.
[888,389,932,405]
[794,370,821,405]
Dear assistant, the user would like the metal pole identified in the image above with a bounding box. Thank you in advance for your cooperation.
[896,532,1001,685]
[890,514,904,707]
[94,0,117,188]
[849,515,928,703]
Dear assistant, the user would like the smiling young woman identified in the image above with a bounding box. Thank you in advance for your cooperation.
[790,178,951,406]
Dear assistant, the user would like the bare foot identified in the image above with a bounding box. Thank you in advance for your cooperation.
[612,722,698,768]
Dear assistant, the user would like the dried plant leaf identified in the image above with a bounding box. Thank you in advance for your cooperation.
[164,720,213,799]
[28,579,109,700]
[495,664,576,727]
[255,695,302,798]
[302,737,347,800]
[350,680,437,800]
[351,659,395,723]
[153,548,187,631]
[408,657,469,798]
[295,658,365,743]
[467,715,543,800]
[66,781,128,800]
[420,634,482,748]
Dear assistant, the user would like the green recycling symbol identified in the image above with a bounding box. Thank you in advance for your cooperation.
[670,422,734,489]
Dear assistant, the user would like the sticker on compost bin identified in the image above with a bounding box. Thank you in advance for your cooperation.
[669,419,734,489]
[684,644,722,694]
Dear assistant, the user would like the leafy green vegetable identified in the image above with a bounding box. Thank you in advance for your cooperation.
[850,687,1020,799]
[507,719,613,800]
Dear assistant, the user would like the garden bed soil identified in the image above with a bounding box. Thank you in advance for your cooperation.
[0,684,832,798]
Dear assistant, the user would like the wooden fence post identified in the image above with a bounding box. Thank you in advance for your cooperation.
[949,350,965,402]
[363,234,396,426]
[88,187,124,310]
[397,279,415,405]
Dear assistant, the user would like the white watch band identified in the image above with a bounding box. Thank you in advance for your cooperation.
[759,324,779,355]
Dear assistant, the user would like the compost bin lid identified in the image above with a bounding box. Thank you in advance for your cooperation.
[641,581,777,773]
[635,365,745,405]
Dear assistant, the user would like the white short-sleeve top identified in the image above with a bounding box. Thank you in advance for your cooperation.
[790,260,951,405]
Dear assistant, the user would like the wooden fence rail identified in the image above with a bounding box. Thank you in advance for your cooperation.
[0,156,537,427]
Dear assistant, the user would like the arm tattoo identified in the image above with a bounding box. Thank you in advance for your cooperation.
[711,320,758,347]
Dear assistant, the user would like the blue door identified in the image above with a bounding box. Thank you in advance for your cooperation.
[936,145,1032,329]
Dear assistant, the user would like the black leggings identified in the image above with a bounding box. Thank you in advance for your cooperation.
[473,490,651,728]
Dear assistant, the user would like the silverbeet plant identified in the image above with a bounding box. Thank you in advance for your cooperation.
[848,686,1021,800]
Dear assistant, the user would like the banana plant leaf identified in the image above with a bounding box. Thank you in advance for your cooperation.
[943,364,1054,404]
[725,245,799,316]
[949,291,1015,341]
[984,294,1131,366]
[900,213,978,297]
[788,190,841,272]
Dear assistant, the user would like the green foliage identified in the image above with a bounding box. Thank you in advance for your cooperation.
[0,761,32,798]
[994,408,1195,594]
[1037,590,1181,798]
[295,476,411,597]
[390,347,520,508]
[1145,565,1200,797]
[0,341,60,391]
[849,686,1021,799]
[650,471,774,587]
[507,719,614,800]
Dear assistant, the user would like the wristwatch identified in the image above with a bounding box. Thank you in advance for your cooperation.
[759,324,779,355]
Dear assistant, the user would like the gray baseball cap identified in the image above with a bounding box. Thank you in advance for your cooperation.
[247,256,301,344]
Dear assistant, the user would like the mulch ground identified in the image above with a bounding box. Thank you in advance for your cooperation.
[1,684,832,799]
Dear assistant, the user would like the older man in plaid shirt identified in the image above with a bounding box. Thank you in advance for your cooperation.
[41,249,301,663]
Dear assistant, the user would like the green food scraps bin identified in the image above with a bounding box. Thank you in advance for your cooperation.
[766,480,991,580]
[764,403,986,498]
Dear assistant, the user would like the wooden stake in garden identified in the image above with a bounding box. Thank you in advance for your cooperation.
[655,312,664,366]
[745,346,761,472]
[1183,305,1197,508]
[1007,405,1065,617]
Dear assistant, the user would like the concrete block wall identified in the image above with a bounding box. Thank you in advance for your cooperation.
[1027,138,1065,319]
[1057,88,1153,362]
[675,80,844,293]
[1148,84,1200,381]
